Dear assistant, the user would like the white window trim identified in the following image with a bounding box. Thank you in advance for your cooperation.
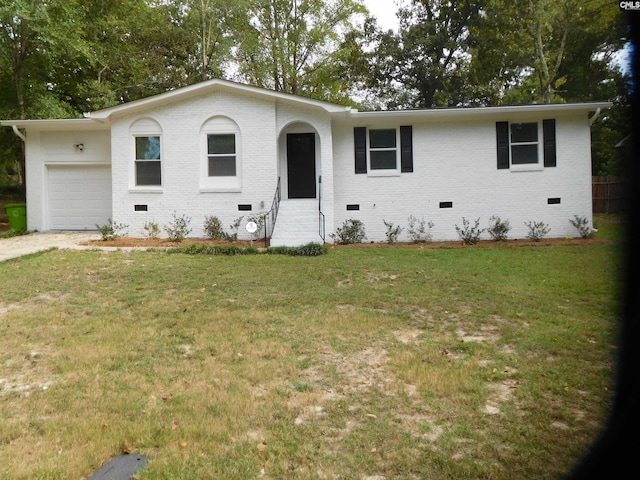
[367,127,401,177]
[509,122,544,172]
[200,119,242,192]
[130,133,164,192]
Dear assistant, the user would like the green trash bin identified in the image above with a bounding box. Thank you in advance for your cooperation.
[4,203,27,231]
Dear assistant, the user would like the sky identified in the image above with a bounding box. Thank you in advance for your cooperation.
[362,0,402,32]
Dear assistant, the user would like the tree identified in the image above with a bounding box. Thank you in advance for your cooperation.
[0,0,93,183]
[235,0,366,102]
[355,0,482,109]
[470,0,627,105]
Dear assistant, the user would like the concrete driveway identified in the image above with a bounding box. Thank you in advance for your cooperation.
[0,231,101,262]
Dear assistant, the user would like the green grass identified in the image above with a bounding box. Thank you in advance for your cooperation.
[0,220,620,479]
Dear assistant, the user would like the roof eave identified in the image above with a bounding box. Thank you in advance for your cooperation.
[0,118,108,130]
[87,78,351,120]
[347,102,613,120]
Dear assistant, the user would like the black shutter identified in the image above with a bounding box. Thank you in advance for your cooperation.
[354,127,367,174]
[400,125,413,173]
[496,121,509,169]
[543,119,556,167]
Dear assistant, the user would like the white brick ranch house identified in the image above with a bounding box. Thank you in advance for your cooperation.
[1,79,610,246]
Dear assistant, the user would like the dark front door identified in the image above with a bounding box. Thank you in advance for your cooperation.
[287,133,316,198]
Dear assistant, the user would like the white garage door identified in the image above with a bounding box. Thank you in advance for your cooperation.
[48,165,112,230]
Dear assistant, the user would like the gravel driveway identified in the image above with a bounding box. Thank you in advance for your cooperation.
[0,232,101,262]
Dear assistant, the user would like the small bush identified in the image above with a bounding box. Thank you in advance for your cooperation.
[203,215,226,239]
[330,219,366,244]
[171,244,246,255]
[226,216,243,241]
[164,212,192,242]
[487,216,511,241]
[407,215,434,243]
[0,228,29,239]
[169,242,327,256]
[96,218,128,241]
[455,217,484,245]
[143,220,160,239]
[569,215,593,239]
[289,242,328,256]
[525,221,550,241]
[383,220,403,244]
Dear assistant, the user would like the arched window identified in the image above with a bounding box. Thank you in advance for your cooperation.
[200,116,242,191]
[130,118,163,187]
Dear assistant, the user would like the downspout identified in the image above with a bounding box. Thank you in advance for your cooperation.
[12,124,26,142]
[588,108,602,126]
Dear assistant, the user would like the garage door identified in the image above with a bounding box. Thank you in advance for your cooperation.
[48,165,112,230]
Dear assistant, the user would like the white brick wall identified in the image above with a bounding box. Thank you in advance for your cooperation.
[331,112,593,242]
[110,91,338,240]
[20,85,596,243]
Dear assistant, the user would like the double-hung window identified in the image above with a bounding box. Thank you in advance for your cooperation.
[207,134,236,176]
[496,119,556,170]
[130,118,163,190]
[369,129,398,170]
[354,126,413,174]
[135,136,161,186]
[510,123,539,165]
[200,116,242,192]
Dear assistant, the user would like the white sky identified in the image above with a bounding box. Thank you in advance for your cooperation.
[362,0,403,32]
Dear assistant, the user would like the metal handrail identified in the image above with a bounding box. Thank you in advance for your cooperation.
[319,210,325,242]
[264,177,281,247]
[318,175,325,242]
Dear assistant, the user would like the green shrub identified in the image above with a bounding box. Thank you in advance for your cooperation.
[569,215,593,239]
[170,242,327,257]
[289,242,328,256]
[0,228,29,239]
[383,220,403,244]
[331,219,366,244]
[226,216,243,241]
[455,217,484,245]
[164,212,192,242]
[525,221,550,241]
[407,215,434,243]
[487,216,511,241]
[96,218,128,241]
[143,220,160,239]
[203,215,226,239]
[170,244,247,255]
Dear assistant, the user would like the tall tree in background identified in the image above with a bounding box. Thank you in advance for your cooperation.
[354,0,483,109]
[0,0,630,183]
[471,0,627,105]
[0,0,93,183]
[173,0,246,82]
[235,0,366,102]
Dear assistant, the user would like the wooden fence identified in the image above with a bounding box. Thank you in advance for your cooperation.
[592,176,627,214]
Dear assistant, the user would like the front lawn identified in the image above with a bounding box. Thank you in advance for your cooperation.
[0,225,620,479]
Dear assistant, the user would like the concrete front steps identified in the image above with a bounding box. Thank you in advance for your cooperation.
[269,199,324,247]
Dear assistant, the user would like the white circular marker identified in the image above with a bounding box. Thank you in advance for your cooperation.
[246,221,258,233]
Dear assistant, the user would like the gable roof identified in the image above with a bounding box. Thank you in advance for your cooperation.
[86,78,353,121]
[1,77,611,130]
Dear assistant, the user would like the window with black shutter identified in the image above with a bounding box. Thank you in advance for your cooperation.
[496,120,556,170]
[354,126,413,174]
